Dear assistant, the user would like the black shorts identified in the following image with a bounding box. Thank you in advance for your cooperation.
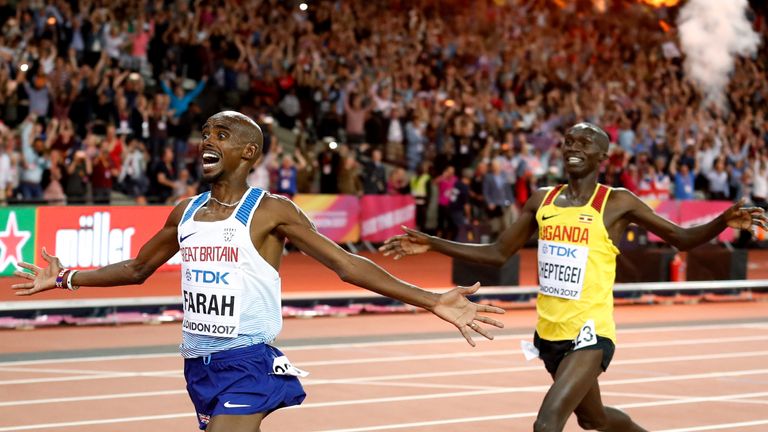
[533,332,615,376]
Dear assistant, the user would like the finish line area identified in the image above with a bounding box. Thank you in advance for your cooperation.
[1,300,768,431]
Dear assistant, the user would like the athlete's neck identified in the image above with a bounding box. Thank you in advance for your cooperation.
[565,172,599,203]
[209,181,249,206]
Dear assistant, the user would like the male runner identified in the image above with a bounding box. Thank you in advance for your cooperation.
[380,122,767,431]
[12,111,505,432]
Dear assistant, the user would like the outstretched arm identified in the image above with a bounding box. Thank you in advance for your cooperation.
[615,189,767,250]
[266,195,504,346]
[13,200,190,294]
[380,189,547,267]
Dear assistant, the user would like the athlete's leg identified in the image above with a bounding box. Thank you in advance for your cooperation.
[533,349,603,432]
[206,412,265,432]
[574,381,647,431]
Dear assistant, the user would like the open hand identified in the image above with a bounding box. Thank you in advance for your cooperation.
[431,282,505,347]
[379,226,431,260]
[11,248,62,296]
[723,199,767,231]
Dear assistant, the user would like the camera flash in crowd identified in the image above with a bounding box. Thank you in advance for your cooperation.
[47,16,57,25]
[329,141,338,150]
[19,63,29,72]
[299,3,308,11]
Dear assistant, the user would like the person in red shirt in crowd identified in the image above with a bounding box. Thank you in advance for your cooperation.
[91,144,117,204]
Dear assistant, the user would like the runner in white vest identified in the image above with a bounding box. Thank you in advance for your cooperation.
[13,111,505,432]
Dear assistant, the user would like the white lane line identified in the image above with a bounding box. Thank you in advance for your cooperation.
[0,370,183,386]
[293,378,768,411]
[298,334,768,367]
[3,332,767,380]
[1,378,767,430]
[0,366,159,375]
[0,352,178,367]
[1,322,763,367]
[602,391,768,406]
[0,413,195,432]
[656,419,768,431]
[0,390,187,408]
[316,393,768,432]
[2,347,768,387]
[317,412,540,432]
[2,362,768,410]
[302,350,768,385]
[601,391,687,400]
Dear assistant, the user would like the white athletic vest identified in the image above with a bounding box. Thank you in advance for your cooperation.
[177,188,282,358]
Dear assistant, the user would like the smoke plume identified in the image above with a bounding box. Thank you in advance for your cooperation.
[677,0,761,107]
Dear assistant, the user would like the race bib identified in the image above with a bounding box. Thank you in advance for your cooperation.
[520,340,540,361]
[538,240,589,300]
[574,319,597,350]
[272,355,309,377]
[281,178,291,190]
[181,268,242,338]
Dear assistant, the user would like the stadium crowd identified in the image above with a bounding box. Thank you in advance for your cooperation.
[0,0,767,239]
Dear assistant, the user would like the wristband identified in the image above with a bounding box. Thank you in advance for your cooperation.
[66,269,80,291]
[55,269,67,289]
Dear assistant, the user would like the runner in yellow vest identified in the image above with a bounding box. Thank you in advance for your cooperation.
[380,122,767,432]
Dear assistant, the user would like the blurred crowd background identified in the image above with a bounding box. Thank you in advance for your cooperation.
[0,0,766,240]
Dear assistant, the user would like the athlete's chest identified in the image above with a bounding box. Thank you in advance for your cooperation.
[178,221,249,267]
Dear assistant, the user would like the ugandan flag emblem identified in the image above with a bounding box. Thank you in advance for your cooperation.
[578,214,593,224]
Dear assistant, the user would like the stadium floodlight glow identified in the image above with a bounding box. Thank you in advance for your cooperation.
[299,2,308,11]
[19,63,29,72]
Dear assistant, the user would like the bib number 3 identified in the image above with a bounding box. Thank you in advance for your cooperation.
[574,319,597,350]
[272,355,310,377]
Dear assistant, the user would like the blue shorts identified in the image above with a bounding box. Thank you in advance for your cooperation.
[184,344,306,430]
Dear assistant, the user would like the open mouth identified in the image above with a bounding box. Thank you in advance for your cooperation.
[202,150,222,171]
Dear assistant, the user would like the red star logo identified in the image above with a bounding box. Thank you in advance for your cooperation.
[0,211,31,270]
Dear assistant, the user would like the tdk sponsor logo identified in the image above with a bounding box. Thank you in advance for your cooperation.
[542,244,577,258]
[188,269,230,285]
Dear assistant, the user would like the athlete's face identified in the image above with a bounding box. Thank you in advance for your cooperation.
[200,120,244,183]
[561,129,607,178]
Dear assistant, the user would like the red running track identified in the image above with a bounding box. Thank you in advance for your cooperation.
[1,301,768,431]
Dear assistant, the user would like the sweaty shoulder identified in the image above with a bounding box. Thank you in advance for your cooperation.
[606,187,638,205]
[605,187,643,214]
[255,192,308,227]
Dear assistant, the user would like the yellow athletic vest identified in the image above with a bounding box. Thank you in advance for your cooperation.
[535,183,619,343]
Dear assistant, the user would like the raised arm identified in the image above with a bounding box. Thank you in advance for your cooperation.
[380,188,547,267]
[13,200,190,295]
[264,195,504,346]
[159,79,178,104]
[613,189,766,251]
